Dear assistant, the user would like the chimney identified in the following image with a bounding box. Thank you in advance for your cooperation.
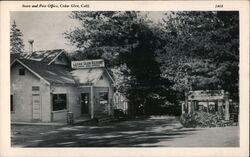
[28,40,34,54]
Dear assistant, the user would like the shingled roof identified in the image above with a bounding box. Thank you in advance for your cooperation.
[11,49,68,65]
[24,49,66,65]
[11,59,75,84]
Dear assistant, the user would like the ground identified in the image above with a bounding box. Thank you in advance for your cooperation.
[11,116,239,147]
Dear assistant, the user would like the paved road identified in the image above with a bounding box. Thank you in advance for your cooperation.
[11,116,239,147]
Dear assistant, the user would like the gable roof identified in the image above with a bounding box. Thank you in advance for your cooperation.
[11,59,75,84]
[11,53,22,63]
[71,68,114,86]
[24,49,67,65]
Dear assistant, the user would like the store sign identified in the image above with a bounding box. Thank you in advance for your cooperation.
[187,90,225,101]
[71,59,105,69]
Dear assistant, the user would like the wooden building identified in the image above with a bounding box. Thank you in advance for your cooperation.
[11,50,114,123]
[182,90,230,120]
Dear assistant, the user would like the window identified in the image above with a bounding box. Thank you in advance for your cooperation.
[32,86,40,91]
[19,68,25,75]
[99,92,109,114]
[52,94,67,111]
[11,95,13,112]
[100,75,103,80]
[99,92,108,104]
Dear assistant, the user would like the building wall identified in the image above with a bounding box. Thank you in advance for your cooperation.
[95,72,110,87]
[52,53,70,67]
[51,84,84,121]
[11,62,115,122]
[40,81,51,122]
[93,87,109,115]
[94,72,114,116]
[78,87,91,115]
[11,63,51,122]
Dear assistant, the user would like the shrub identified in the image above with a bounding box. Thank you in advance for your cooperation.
[180,111,228,128]
[180,113,198,128]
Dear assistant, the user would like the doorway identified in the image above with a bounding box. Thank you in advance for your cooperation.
[32,94,41,120]
[81,93,89,114]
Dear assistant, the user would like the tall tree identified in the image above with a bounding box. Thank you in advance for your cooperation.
[65,11,174,115]
[159,11,239,100]
[10,20,25,54]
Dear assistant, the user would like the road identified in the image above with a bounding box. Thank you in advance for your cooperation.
[11,116,239,147]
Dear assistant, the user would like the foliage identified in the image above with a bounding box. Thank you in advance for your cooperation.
[158,11,239,101]
[180,111,230,128]
[180,112,198,128]
[64,11,175,115]
[64,11,138,66]
[65,11,239,115]
[10,20,25,54]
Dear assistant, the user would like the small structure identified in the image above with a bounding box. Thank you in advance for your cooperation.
[182,90,230,120]
[70,59,115,119]
[11,49,114,123]
[113,91,128,114]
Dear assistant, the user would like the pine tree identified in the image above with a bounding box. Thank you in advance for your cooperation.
[10,20,24,54]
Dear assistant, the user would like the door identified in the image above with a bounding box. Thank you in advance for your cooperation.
[81,93,89,114]
[32,94,41,120]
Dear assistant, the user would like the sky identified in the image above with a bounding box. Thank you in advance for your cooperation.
[11,11,165,52]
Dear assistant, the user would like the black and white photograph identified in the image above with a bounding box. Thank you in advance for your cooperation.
[0,1,249,157]
[10,10,240,147]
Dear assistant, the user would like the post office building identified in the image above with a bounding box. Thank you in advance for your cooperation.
[11,49,115,123]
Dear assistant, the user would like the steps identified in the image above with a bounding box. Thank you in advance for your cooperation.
[95,115,114,124]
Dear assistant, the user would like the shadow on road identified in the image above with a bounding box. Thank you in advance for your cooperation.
[19,117,198,147]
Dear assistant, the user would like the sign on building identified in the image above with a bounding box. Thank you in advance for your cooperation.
[71,59,105,69]
[187,90,225,101]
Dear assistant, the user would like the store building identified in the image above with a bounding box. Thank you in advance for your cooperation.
[11,49,114,123]
[182,90,231,120]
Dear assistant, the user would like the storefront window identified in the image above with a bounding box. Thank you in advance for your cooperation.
[52,94,67,111]
[99,92,108,114]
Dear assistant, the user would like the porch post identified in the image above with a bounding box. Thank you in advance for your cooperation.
[90,86,94,119]
[181,102,185,114]
[218,100,223,116]
[224,92,230,121]
[185,92,188,113]
[193,101,196,111]
[108,87,111,115]
[188,101,192,114]
[207,100,209,113]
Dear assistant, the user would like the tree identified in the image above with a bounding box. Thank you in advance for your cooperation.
[159,11,239,100]
[65,11,175,115]
[10,20,25,54]
[118,21,174,115]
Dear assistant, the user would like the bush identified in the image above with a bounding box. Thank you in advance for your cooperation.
[180,111,228,128]
[180,113,198,128]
